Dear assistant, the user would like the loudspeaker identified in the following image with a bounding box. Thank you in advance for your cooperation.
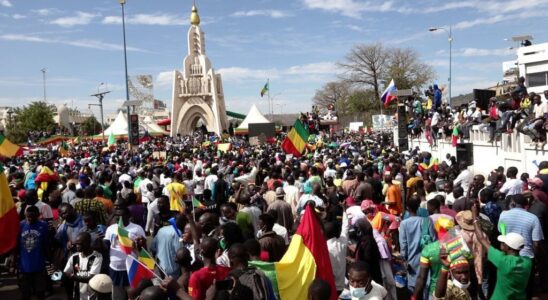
[473,89,496,111]
[129,114,140,146]
[456,143,474,166]
[397,104,408,151]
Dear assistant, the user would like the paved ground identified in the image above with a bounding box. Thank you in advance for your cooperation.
[0,274,66,300]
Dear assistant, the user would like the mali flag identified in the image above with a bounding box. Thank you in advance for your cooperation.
[0,133,23,157]
[126,256,155,288]
[418,158,439,172]
[138,249,155,271]
[281,120,309,158]
[58,141,69,157]
[117,218,134,255]
[0,164,18,255]
[255,205,337,300]
[260,81,269,97]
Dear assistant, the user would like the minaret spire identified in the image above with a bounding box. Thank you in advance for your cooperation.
[190,1,200,26]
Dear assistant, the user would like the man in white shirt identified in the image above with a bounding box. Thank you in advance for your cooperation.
[138,173,155,205]
[283,176,300,215]
[453,162,473,195]
[499,166,523,196]
[103,206,145,300]
[204,166,218,193]
[64,232,103,300]
[326,213,348,294]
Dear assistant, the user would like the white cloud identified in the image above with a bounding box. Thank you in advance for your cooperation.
[231,10,292,18]
[32,8,60,16]
[302,0,396,18]
[12,14,26,19]
[156,71,174,88]
[50,11,100,27]
[0,34,147,52]
[1,0,12,8]
[455,48,514,57]
[217,61,337,82]
[102,13,185,26]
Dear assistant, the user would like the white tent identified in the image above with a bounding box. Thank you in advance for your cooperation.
[102,111,128,136]
[235,104,271,133]
[100,111,168,136]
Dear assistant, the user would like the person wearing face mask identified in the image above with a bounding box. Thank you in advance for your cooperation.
[433,255,471,300]
[64,232,103,300]
[347,261,387,299]
[216,222,244,268]
[188,237,230,300]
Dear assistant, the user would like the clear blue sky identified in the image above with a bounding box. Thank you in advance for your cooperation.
[1,0,547,117]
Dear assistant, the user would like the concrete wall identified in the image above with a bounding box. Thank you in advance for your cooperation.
[407,126,548,177]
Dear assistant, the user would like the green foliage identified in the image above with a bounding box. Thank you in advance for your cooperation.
[81,115,102,136]
[6,101,56,143]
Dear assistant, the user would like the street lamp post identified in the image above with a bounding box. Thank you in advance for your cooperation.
[429,25,452,107]
[119,0,132,147]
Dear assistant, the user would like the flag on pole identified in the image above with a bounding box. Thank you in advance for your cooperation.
[192,197,206,209]
[0,133,23,158]
[253,205,337,300]
[117,218,134,255]
[260,81,269,97]
[0,164,18,255]
[380,79,398,108]
[281,119,309,157]
[126,256,155,288]
[58,141,69,157]
[138,249,155,271]
[107,132,115,146]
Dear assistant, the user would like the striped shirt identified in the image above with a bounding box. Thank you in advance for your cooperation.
[499,208,544,258]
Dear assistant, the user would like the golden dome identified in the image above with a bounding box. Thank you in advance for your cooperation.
[190,5,200,26]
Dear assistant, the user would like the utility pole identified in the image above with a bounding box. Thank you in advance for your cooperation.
[90,91,110,143]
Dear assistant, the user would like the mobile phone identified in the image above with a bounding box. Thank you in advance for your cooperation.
[215,279,234,291]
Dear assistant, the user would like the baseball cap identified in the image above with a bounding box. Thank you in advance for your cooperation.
[497,232,525,250]
[89,274,112,294]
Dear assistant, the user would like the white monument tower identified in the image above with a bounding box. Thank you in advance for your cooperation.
[171,4,228,136]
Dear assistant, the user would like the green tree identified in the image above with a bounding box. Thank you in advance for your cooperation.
[6,101,56,143]
[81,115,102,136]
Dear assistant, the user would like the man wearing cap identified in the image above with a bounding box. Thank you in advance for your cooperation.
[267,187,293,233]
[472,203,532,300]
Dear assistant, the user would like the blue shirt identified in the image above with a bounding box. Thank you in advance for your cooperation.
[399,216,437,288]
[19,220,49,273]
[151,225,182,278]
[499,208,544,258]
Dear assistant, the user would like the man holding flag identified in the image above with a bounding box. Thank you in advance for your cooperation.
[103,204,146,300]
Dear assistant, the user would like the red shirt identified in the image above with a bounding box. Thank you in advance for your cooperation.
[188,265,230,300]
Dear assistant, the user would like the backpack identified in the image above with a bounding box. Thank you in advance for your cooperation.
[229,267,270,300]
[420,217,434,248]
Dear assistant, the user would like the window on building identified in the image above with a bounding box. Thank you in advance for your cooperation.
[527,72,548,87]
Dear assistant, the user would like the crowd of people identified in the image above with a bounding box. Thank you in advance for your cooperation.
[2,125,548,300]
[406,81,547,148]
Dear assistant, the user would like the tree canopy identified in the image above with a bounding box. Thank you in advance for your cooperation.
[6,101,56,143]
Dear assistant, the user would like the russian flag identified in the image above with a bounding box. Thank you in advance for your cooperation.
[126,256,155,288]
[381,79,398,108]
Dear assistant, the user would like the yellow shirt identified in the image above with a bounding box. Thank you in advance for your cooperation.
[166,182,186,212]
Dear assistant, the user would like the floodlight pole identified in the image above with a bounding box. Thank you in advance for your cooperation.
[120,0,132,148]
[429,25,452,107]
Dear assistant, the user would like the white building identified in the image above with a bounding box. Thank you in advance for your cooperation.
[170,4,228,136]
[517,42,548,99]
